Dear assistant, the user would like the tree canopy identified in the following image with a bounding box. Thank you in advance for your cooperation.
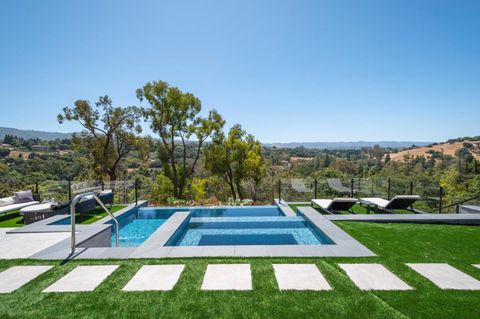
[137,80,225,198]
[58,95,147,181]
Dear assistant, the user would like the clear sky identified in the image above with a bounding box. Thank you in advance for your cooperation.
[0,0,479,143]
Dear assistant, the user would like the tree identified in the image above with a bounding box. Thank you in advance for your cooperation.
[0,148,10,158]
[58,95,146,182]
[205,124,266,200]
[137,80,224,199]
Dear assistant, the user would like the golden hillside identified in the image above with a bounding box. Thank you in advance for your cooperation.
[389,140,480,162]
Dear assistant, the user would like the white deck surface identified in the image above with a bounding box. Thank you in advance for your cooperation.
[273,264,331,290]
[123,265,185,291]
[0,228,70,259]
[339,264,412,291]
[0,265,53,293]
[407,263,480,290]
[201,264,252,290]
[43,265,119,292]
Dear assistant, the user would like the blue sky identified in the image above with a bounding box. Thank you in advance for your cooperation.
[0,0,479,142]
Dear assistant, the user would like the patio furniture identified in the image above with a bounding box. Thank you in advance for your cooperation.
[311,198,358,214]
[75,195,96,214]
[0,190,39,216]
[96,189,113,206]
[327,178,351,195]
[20,203,59,224]
[360,195,421,214]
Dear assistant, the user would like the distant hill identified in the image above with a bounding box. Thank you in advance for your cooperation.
[264,141,433,150]
[389,140,480,162]
[0,127,73,141]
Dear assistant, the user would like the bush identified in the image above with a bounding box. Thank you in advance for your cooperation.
[0,148,10,158]
[151,173,174,204]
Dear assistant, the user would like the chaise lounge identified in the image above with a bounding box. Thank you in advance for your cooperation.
[360,195,422,214]
[0,190,39,216]
[311,198,358,214]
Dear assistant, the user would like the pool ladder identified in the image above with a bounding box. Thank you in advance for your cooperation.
[70,192,120,256]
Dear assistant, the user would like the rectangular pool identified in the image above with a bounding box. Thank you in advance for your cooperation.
[112,206,285,246]
[167,216,334,246]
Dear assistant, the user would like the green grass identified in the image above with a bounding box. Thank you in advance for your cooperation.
[0,222,479,318]
[0,205,126,227]
[0,210,24,227]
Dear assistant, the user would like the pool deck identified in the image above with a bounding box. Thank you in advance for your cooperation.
[0,202,376,260]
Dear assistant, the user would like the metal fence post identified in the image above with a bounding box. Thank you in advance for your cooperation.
[387,178,392,200]
[101,180,105,191]
[439,186,443,214]
[350,179,354,197]
[278,180,282,202]
[135,180,138,206]
[68,180,72,201]
[35,179,39,194]
[410,181,414,195]
[314,179,318,199]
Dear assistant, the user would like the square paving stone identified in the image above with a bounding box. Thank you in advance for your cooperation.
[43,265,119,292]
[273,264,332,290]
[201,264,252,290]
[339,264,412,291]
[407,263,480,290]
[0,266,53,293]
[123,265,185,291]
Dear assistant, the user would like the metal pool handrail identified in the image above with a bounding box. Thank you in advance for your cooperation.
[70,192,119,255]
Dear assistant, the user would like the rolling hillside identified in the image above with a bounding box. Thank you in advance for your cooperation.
[0,127,73,141]
[389,140,480,162]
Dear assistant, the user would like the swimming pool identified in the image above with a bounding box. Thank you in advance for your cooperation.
[111,206,286,246]
[167,216,334,246]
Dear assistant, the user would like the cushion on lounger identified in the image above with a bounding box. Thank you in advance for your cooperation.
[0,196,15,207]
[52,201,71,210]
[14,190,34,203]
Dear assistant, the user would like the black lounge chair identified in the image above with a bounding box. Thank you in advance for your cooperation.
[311,198,358,214]
[360,195,422,213]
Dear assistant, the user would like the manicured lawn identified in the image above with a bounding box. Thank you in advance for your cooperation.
[0,210,24,227]
[0,205,126,227]
[0,222,479,318]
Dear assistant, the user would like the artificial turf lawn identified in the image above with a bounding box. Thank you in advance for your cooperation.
[0,205,126,227]
[0,222,479,318]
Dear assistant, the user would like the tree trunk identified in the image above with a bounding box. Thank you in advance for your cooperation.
[235,178,243,200]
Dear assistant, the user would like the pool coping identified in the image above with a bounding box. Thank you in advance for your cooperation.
[30,205,375,259]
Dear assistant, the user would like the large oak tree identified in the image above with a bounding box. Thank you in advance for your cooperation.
[58,95,146,182]
[137,80,224,199]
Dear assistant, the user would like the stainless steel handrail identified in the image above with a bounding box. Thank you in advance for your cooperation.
[70,192,120,255]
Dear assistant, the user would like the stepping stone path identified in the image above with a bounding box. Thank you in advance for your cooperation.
[339,263,412,291]
[2,262,480,294]
[201,264,252,290]
[123,265,185,291]
[43,265,119,292]
[273,264,331,290]
[0,266,53,293]
[407,263,480,290]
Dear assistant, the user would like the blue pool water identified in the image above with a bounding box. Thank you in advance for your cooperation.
[110,206,285,246]
[167,216,334,246]
[51,206,334,247]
